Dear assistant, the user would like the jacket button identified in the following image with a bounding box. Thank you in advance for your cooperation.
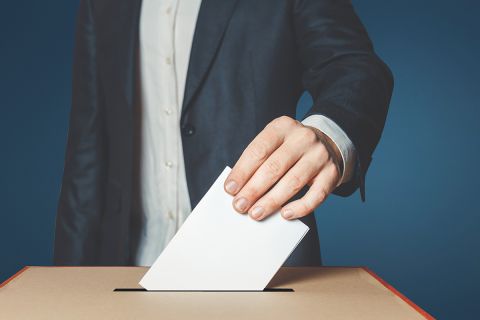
[182,124,195,137]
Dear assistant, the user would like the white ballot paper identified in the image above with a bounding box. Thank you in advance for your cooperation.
[139,166,309,291]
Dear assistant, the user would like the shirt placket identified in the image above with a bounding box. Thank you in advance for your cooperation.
[158,0,179,225]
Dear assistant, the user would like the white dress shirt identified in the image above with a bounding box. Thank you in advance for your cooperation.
[134,0,356,266]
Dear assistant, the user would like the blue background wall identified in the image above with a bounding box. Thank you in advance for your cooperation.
[1,1,478,318]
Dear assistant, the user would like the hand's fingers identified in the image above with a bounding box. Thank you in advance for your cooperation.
[280,162,340,220]
[231,137,308,214]
[247,145,329,220]
[224,116,298,195]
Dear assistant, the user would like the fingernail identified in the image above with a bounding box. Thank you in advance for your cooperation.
[282,209,294,220]
[251,206,264,220]
[234,197,248,212]
[225,180,238,194]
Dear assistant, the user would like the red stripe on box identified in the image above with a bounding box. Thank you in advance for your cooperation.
[362,267,435,320]
[0,266,29,289]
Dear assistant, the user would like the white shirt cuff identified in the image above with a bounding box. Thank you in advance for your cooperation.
[301,115,357,186]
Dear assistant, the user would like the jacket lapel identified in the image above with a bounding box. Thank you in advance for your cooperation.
[181,0,239,116]
[98,0,238,115]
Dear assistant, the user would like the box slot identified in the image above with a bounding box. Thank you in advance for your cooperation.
[114,288,294,292]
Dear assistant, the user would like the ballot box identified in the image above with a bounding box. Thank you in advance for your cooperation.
[0,266,433,319]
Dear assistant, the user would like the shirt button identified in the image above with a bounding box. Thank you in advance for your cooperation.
[165,57,172,65]
[164,108,172,115]
[166,6,172,14]
[165,161,174,168]
[168,210,175,220]
[182,124,195,137]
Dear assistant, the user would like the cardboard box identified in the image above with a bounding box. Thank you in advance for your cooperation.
[0,267,433,319]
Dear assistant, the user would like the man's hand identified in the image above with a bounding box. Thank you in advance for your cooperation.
[224,116,343,221]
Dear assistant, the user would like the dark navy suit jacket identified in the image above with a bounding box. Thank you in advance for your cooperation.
[54,0,393,266]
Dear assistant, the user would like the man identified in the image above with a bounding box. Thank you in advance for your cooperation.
[54,0,393,266]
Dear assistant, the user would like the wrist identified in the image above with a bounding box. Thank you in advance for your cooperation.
[305,125,344,180]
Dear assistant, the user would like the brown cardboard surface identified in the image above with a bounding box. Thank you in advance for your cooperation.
[0,267,432,319]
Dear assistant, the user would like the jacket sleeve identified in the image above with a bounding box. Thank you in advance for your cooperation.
[53,0,106,265]
[293,0,394,201]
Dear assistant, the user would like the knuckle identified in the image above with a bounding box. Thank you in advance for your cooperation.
[312,143,329,160]
[327,162,340,178]
[298,127,318,143]
[264,196,281,210]
[288,174,305,194]
[302,159,319,172]
[271,116,296,129]
[317,140,329,153]
[249,141,269,161]
[278,115,295,126]
[264,159,283,178]
[300,200,315,215]
[242,185,260,200]
[317,189,328,204]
